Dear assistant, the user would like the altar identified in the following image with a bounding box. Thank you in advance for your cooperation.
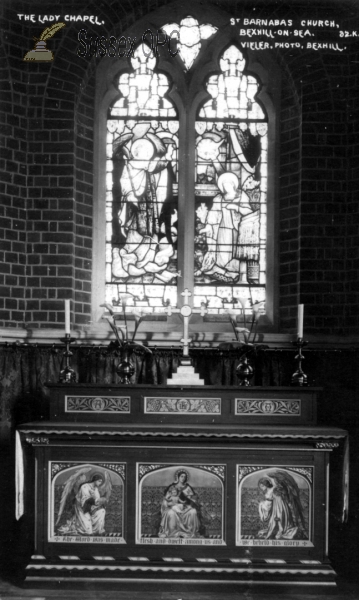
[17,383,347,589]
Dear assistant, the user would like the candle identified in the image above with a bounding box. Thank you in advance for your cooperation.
[65,299,71,335]
[297,304,304,339]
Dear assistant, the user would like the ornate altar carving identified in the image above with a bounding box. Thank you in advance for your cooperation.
[17,384,347,589]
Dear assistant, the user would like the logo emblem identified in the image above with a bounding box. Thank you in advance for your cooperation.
[23,23,65,62]
[261,400,275,413]
[176,398,190,412]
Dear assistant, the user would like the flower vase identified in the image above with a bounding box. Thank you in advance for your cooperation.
[236,354,254,386]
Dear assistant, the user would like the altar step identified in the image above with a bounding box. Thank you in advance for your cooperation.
[24,557,337,588]
[167,365,205,386]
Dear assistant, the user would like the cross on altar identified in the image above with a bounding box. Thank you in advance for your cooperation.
[165,289,207,357]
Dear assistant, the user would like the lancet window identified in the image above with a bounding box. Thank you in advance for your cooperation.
[194,46,268,313]
[104,28,269,317]
[105,46,179,311]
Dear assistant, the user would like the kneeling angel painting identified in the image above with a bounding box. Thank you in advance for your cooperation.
[49,462,125,544]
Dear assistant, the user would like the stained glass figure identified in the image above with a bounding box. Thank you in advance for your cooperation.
[161,16,217,70]
[106,45,179,312]
[194,46,267,314]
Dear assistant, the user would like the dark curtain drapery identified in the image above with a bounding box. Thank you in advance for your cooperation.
[0,343,358,438]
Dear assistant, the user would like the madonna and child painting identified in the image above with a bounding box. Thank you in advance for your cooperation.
[137,464,225,545]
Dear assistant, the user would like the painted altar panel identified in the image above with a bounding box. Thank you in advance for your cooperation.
[136,464,225,545]
[236,466,313,548]
[49,462,126,544]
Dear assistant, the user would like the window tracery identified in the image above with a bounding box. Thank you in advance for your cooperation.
[161,16,217,70]
[103,34,270,320]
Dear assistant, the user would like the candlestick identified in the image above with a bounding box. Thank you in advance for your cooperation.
[65,299,71,335]
[59,334,76,383]
[291,338,308,387]
[297,304,304,338]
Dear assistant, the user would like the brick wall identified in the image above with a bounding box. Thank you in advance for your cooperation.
[24,14,99,329]
[0,0,358,336]
[73,69,96,327]
[299,54,349,334]
[278,57,302,331]
[26,55,77,329]
[275,10,358,335]
[346,42,359,333]
[0,6,28,327]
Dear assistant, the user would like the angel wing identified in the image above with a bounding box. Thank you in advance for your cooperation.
[97,469,112,504]
[267,470,306,531]
[55,467,92,525]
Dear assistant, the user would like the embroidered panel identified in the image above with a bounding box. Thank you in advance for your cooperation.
[65,396,130,413]
[144,397,221,414]
[235,398,301,416]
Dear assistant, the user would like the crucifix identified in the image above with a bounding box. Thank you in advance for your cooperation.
[165,288,207,357]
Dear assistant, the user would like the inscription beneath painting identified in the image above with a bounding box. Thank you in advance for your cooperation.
[53,535,124,543]
[144,397,221,414]
[235,398,300,416]
[240,539,311,546]
[65,396,130,413]
[140,537,224,545]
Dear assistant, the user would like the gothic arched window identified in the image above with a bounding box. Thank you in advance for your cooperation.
[194,45,268,314]
[95,15,277,330]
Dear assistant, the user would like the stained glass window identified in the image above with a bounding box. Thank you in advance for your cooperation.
[105,45,179,312]
[161,16,217,70]
[104,39,270,319]
[194,46,267,314]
